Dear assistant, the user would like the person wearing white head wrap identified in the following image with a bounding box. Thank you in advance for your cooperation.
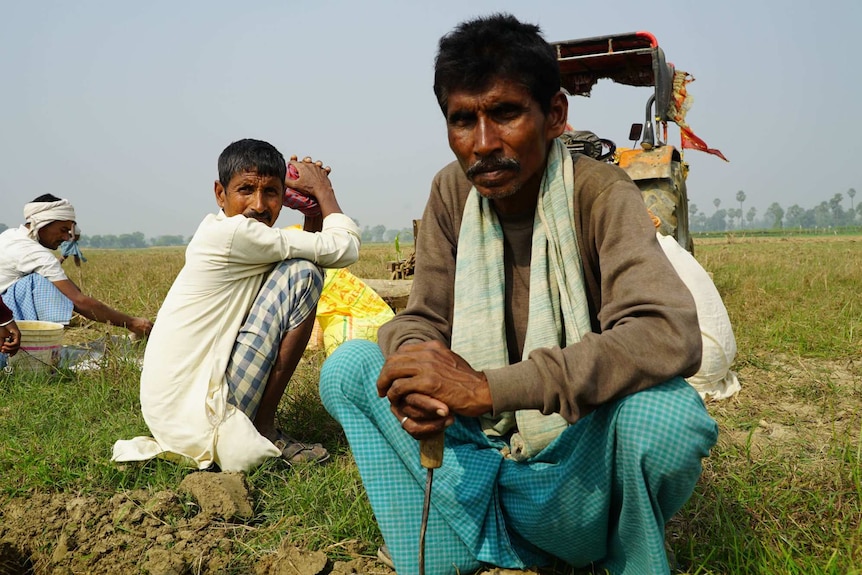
[0,195,153,345]
[23,198,77,242]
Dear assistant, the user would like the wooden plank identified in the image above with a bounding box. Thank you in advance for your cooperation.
[363,278,413,311]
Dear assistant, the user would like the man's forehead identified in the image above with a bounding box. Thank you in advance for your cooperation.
[232,169,266,179]
[446,80,535,110]
[228,170,283,184]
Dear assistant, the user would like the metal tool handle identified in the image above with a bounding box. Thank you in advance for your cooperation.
[419,431,445,469]
[418,431,444,575]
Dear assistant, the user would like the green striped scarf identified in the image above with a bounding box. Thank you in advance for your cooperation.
[451,139,592,461]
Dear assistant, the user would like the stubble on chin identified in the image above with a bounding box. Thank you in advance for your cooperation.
[471,180,522,201]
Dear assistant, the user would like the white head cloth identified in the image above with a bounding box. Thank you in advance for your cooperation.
[23,199,77,241]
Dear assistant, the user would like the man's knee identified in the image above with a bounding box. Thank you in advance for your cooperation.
[614,378,717,470]
[3,273,74,324]
[272,259,323,296]
[319,339,383,410]
[263,260,325,329]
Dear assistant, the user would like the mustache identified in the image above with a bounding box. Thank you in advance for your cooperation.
[465,157,520,179]
[244,210,272,222]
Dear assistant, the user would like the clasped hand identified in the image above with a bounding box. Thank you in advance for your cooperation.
[376,340,493,439]
[287,155,333,201]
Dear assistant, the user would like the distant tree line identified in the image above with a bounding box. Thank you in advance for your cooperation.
[0,221,419,248]
[78,233,188,248]
[0,224,188,248]
[6,190,856,249]
[360,225,415,244]
[690,188,860,232]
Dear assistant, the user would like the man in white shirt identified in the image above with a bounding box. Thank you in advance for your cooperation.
[0,195,154,338]
[113,138,361,472]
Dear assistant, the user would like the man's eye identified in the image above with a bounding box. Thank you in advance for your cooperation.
[492,107,522,122]
[448,113,474,128]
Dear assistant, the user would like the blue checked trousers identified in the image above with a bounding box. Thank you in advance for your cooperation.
[1,273,74,324]
[225,258,323,419]
[320,339,718,575]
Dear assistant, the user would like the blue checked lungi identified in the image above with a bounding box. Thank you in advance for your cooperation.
[225,259,322,419]
[320,339,718,575]
[1,274,74,324]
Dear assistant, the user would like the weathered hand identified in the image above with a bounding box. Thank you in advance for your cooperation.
[285,156,343,219]
[284,163,321,216]
[128,317,154,339]
[0,322,21,356]
[289,154,331,175]
[377,340,493,439]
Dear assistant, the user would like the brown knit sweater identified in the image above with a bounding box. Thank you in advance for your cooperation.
[378,155,701,424]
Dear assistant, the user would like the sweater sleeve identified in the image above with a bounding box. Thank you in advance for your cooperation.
[485,166,702,423]
[225,212,361,269]
[377,163,464,356]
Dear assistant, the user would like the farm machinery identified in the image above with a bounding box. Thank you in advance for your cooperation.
[393,31,724,279]
[553,31,727,252]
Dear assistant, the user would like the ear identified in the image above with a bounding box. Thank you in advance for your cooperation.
[214,180,226,209]
[545,90,569,140]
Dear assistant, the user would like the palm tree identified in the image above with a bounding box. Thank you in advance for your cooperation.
[849,188,856,212]
[713,198,721,213]
[736,190,746,228]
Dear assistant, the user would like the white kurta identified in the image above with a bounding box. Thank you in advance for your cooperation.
[112,211,360,471]
[0,226,68,294]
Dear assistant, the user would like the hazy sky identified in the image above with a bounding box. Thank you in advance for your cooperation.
[2,0,859,236]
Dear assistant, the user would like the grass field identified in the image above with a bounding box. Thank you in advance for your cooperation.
[1,235,860,574]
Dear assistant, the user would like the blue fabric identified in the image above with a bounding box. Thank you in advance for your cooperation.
[59,240,87,262]
[1,274,74,324]
[225,259,323,418]
[320,339,718,575]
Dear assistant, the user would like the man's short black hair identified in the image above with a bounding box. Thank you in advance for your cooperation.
[31,194,63,203]
[433,13,561,116]
[218,139,286,188]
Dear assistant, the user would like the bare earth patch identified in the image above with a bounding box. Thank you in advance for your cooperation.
[0,471,395,575]
[714,354,861,457]
[3,355,858,574]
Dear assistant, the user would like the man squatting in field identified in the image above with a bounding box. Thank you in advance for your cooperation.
[320,14,719,575]
[113,139,360,471]
[0,195,154,366]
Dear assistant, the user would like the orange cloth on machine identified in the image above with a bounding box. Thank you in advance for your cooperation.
[668,70,728,162]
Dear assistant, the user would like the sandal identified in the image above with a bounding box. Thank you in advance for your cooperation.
[377,544,395,569]
[272,429,330,465]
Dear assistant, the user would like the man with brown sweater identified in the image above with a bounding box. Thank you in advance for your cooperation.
[320,14,718,575]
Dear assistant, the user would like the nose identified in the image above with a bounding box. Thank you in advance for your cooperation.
[250,190,267,212]
[474,116,502,157]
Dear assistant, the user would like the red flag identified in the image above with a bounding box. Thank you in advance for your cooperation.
[680,126,729,162]
[668,71,728,162]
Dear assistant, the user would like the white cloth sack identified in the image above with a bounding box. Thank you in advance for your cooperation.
[656,233,741,401]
